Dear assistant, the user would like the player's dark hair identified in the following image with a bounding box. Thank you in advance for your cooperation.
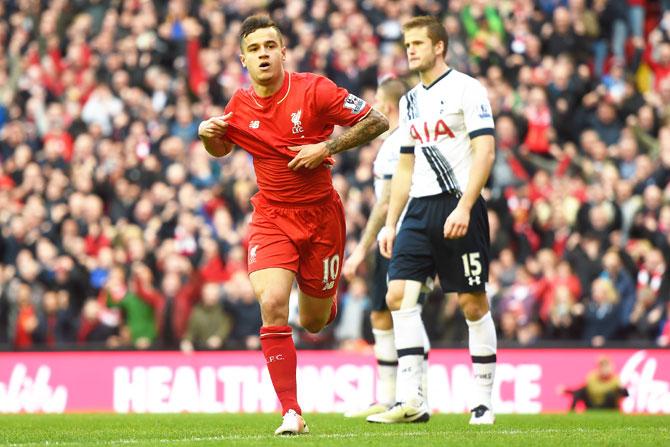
[402,16,449,57]
[379,77,409,106]
[239,15,283,50]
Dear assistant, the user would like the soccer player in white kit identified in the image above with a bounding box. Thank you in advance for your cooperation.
[376,16,498,425]
[342,77,432,420]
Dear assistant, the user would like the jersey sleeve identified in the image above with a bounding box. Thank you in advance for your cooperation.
[313,76,372,127]
[397,95,416,154]
[462,79,495,140]
[220,95,241,145]
[376,134,400,179]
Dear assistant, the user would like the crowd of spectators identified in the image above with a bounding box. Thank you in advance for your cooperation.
[0,0,669,351]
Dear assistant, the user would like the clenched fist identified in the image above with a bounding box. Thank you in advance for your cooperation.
[199,112,234,157]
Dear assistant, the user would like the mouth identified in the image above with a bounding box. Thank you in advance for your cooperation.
[259,61,271,70]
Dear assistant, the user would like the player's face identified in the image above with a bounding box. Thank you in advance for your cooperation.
[404,27,442,73]
[240,27,286,86]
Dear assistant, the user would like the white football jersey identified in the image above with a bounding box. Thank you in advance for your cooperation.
[373,128,402,202]
[398,69,495,198]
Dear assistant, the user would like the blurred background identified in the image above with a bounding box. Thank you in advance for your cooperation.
[0,0,669,353]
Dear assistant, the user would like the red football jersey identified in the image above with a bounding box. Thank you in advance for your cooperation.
[223,72,371,204]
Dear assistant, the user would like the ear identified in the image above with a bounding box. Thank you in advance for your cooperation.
[435,40,445,58]
[239,52,246,68]
[379,101,391,118]
[281,46,287,61]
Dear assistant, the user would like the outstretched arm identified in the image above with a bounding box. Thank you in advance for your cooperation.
[288,109,389,170]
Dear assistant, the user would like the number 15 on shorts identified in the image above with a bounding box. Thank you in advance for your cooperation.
[462,252,482,286]
[322,254,340,291]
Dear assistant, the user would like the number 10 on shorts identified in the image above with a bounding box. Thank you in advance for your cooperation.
[322,254,340,291]
[462,252,482,286]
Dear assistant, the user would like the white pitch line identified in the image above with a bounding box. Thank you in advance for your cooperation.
[4,427,666,447]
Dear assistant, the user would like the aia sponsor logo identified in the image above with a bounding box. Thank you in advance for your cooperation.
[409,119,454,144]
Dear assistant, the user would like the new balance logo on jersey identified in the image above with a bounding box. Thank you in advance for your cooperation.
[322,281,335,291]
[410,119,455,144]
[248,245,258,264]
[468,276,481,286]
[291,110,304,134]
[249,120,260,129]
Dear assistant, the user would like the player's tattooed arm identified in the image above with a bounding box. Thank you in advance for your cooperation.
[325,109,389,156]
[288,109,388,170]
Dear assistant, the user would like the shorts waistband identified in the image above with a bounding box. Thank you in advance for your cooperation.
[413,190,463,200]
[253,190,337,208]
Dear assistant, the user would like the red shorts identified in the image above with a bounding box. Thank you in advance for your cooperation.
[247,190,346,298]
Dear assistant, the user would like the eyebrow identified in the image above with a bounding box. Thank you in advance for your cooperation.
[245,39,279,49]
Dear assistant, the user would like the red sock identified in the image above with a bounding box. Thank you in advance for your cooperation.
[260,325,301,415]
[326,296,338,326]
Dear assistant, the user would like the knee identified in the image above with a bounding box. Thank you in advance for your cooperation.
[370,310,392,330]
[300,314,327,334]
[461,297,489,322]
[259,289,289,324]
[385,282,404,311]
[462,306,485,322]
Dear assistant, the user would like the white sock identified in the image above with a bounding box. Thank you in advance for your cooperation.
[372,328,397,407]
[391,306,424,407]
[466,311,497,410]
[421,320,430,410]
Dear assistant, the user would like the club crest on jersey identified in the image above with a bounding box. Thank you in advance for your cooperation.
[248,245,258,264]
[291,109,304,134]
[343,94,365,114]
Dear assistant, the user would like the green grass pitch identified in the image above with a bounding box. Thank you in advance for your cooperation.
[0,413,667,446]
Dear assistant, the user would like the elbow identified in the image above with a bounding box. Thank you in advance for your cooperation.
[476,137,496,167]
[486,147,496,166]
[378,114,390,135]
[203,140,233,158]
[378,115,390,135]
[368,109,389,137]
[380,201,390,215]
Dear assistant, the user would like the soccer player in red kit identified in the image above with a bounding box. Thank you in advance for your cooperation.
[198,15,388,435]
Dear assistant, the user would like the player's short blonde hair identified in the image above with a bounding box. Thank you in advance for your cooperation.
[402,16,449,57]
[379,77,409,106]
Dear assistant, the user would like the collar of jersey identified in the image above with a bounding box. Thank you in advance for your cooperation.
[250,71,292,108]
[422,68,452,90]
